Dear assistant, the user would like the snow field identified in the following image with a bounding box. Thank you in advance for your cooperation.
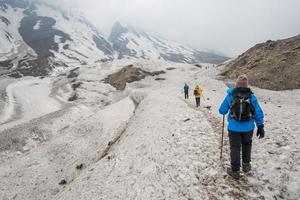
[0,62,299,199]
[0,78,62,129]
[0,95,135,200]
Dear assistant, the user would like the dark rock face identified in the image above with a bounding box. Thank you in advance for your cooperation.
[0,15,10,25]
[109,21,128,42]
[15,8,72,76]
[93,34,113,55]
[166,67,176,70]
[0,0,75,77]
[5,31,13,41]
[66,67,80,78]
[19,14,71,58]
[0,59,14,69]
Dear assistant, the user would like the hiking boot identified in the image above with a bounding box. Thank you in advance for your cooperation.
[242,163,251,173]
[227,167,240,180]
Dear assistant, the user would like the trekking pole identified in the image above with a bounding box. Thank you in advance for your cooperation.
[220,115,225,160]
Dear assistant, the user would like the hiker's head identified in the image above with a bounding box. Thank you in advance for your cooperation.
[236,74,248,88]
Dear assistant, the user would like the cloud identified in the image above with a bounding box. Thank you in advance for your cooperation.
[50,0,300,56]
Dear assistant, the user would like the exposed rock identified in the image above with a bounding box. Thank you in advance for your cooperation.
[67,68,80,79]
[166,67,176,70]
[103,65,166,90]
[76,164,84,170]
[155,78,166,81]
[68,93,78,101]
[18,12,72,76]
[0,1,114,78]
[195,64,202,68]
[204,106,212,110]
[0,15,10,25]
[151,71,166,76]
[222,35,300,90]
[71,82,83,91]
[58,179,67,185]
[93,34,113,56]
[0,59,14,69]
[183,118,191,122]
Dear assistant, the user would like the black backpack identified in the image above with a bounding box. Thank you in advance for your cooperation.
[230,88,255,122]
[194,89,198,95]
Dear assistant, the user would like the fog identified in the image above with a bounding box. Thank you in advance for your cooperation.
[53,0,300,56]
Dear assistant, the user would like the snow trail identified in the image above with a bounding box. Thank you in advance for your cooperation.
[0,62,299,199]
[54,76,265,200]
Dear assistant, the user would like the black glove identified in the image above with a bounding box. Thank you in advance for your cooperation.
[257,125,265,139]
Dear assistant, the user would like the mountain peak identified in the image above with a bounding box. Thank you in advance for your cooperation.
[0,4,228,78]
[108,21,229,63]
[109,21,129,41]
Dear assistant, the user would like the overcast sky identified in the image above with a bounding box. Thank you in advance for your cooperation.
[57,0,300,56]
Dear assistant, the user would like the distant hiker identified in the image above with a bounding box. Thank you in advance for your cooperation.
[184,83,189,99]
[194,85,203,107]
[218,74,265,180]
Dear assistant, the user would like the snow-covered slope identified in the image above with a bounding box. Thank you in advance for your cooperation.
[0,0,113,77]
[0,1,228,78]
[1,61,299,200]
[109,22,229,64]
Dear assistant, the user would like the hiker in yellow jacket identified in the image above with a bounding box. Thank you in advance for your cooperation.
[194,85,203,107]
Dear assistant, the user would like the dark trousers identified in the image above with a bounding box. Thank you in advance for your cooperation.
[195,97,200,107]
[229,131,253,171]
[184,91,189,99]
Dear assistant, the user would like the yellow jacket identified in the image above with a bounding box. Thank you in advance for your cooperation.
[194,86,203,98]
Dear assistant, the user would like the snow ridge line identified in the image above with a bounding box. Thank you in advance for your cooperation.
[97,95,142,161]
[98,122,128,160]
[51,96,141,197]
[50,96,140,197]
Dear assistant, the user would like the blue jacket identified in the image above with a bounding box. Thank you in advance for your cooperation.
[219,88,264,133]
[184,84,189,92]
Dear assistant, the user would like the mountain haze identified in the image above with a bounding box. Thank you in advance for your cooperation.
[0,0,228,78]
[109,22,229,64]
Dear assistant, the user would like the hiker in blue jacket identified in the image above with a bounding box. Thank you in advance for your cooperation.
[219,74,265,180]
[184,83,189,99]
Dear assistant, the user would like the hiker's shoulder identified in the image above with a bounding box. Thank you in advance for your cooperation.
[226,87,234,95]
[250,93,258,102]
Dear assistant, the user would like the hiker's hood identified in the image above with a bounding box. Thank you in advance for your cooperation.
[227,87,235,94]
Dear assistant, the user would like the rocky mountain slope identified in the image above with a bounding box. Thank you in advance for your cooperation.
[0,0,228,78]
[0,0,113,77]
[109,22,229,64]
[222,35,300,90]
